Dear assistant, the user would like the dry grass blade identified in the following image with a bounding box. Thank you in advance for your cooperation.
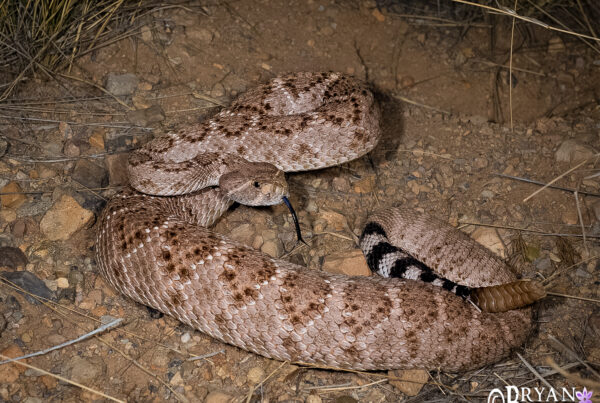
[453,0,600,42]
[546,357,600,389]
[0,0,169,100]
[523,154,600,202]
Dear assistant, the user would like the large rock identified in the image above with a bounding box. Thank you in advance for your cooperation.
[105,73,138,96]
[40,195,94,241]
[555,140,596,164]
[322,249,370,276]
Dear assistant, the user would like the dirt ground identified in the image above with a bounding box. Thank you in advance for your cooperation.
[0,1,599,402]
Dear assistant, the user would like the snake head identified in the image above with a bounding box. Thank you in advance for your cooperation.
[219,162,289,206]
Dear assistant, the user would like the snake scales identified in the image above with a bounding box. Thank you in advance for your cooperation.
[96,72,543,371]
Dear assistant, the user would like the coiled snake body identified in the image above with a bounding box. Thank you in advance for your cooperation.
[96,72,541,371]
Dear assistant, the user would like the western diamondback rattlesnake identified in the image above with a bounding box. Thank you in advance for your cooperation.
[96,72,543,371]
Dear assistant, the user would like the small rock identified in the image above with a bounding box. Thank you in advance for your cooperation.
[261,240,281,257]
[229,224,255,245]
[353,176,375,193]
[547,36,565,54]
[187,28,213,43]
[473,157,488,169]
[181,332,191,343]
[480,190,495,199]
[40,195,94,241]
[0,182,27,208]
[205,390,234,403]
[62,139,81,157]
[0,246,28,269]
[320,210,347,231]
[0,345,27,383]
[66,356,105,384]
[471,228,506,258]
[105,154,130,186]
[210,83,225,98]
[555,140,596,164]
[169,371,183,386]
[0,271,55,304]
[56,277,69,289]
[332,177,350,192]
[11,218,36,238]
[89,131,105,150]
[305,200,318,213]
[137,81,153,91]
[561,209,578,225]
[105,73,139,96]
[389,369,429,396]
[126,105,165,126]
[72,159,108,189]
[0,209,16,223]
[372,8,385,22]
[399,75,415,88]
[322,249,370,276]
[247,366,264,384]
[306,395,322,403]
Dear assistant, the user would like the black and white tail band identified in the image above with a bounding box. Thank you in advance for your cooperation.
[359,222,471,298]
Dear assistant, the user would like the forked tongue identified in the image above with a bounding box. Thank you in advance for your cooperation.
[282,196,307,246]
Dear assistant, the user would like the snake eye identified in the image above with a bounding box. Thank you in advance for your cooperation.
[253,181,260,188]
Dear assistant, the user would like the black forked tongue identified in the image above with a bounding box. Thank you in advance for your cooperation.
[282,196,307,246]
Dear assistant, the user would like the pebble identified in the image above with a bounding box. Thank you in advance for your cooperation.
[561,209,578,225]
[353,176,375,193]
[105,154,129,186]
[319,210,347,231]
[372,8,385,22]
[210,83,226,98]
[62,139,81,157]
[332,177,350,192]
[388,369,429,396]
[88,131,105,150]
[246,366,265,384]
[65,356,105,384]
[322,249,370,276]
[181,332,191,343]
[0,182,27,208]
[187,28,213,43]
[40,195,94,241]
[169,371,184,386]
[0,209,16,223]
[306,395,323,403]
[105,73,139,96]
[470,228,506,258]
[204,390,234,403]
[0,345,27,383]
[56,277,69,289]
[555,140,596,164]
[72,159,108,189]
[480,189,495,199]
